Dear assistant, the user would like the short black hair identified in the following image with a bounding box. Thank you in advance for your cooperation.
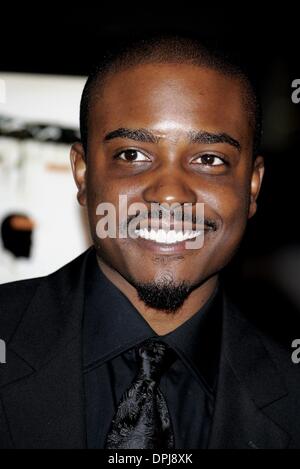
[80,34,262,157]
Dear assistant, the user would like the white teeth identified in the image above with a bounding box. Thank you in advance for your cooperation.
[177,231,184,242]
[167,231,175,243]
[134,229,202,244]
[157,230,166,243]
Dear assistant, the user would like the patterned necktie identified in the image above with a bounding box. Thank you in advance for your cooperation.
[105,338,176,449]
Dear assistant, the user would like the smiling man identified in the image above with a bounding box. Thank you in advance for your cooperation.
[0,36,300,449]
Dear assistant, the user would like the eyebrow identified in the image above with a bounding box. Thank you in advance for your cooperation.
[104,128,159,144]
[104,127,241,151]
[188,130,241,151]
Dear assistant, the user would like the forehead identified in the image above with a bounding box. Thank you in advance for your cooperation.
[91,63,252,145]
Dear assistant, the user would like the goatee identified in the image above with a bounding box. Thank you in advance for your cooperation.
[132,278,192,314]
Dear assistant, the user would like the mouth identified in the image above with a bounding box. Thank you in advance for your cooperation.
[134,228,202,244]
[132,227,210,254]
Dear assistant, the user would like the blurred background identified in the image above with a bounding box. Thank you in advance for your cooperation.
[0,7,299,322]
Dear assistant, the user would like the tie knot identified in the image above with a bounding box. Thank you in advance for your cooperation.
[137,339,175,382]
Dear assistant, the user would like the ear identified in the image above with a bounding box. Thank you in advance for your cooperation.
[70,142,87,207]
[248,155,265,219]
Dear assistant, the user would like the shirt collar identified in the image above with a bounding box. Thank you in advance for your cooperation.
[83,249,223,392]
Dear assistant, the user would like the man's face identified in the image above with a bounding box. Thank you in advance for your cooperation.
[71,63,264,291]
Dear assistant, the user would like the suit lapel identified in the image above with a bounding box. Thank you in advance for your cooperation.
[0,249,92,448]
[208,292,291,449]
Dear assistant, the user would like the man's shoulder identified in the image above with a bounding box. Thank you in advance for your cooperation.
[0,248,92,342]
[0,277,43,342]
[224,284,300,384]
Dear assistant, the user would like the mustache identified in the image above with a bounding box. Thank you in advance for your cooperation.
[123,210,218,232]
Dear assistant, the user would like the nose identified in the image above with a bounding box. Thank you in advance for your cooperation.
[142,168,197,207]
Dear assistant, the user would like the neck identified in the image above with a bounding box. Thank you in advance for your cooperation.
[96,256,219,336]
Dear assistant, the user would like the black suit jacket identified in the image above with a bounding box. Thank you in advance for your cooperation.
[0,247,300,449]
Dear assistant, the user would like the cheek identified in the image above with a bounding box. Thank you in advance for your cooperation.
[223,189,249,222]
[85,172,143,243]
[204,179,250,240]
[220,194,250,256]
[86,167,117,217]
[86,175,110,239]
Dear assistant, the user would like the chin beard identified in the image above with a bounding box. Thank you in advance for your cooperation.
[132,278,193,314]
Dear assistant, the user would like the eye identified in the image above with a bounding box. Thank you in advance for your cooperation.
[192,154,225,166]
[115,149,150,162]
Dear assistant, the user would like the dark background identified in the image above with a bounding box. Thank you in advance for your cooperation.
[1,6,300,317]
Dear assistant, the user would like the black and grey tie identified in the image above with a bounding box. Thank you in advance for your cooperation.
[105,338,176,449]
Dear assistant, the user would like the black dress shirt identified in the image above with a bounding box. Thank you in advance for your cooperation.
[83,249,223,449]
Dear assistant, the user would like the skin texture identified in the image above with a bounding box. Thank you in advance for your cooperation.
[71,63,264,334]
